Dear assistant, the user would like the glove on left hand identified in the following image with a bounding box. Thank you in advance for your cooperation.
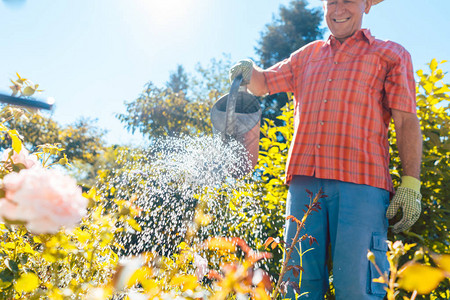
[229,59,254,85]
[386,176,422,233]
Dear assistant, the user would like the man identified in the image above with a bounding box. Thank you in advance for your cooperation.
[229,0,422,299]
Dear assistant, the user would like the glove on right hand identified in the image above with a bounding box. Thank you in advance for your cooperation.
[229,59,254,85]
[386,176,422,233]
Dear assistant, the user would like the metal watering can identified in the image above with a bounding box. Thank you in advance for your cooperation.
[210,75,262,175]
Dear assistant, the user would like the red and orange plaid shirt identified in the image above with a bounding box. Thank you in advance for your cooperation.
[263,29,417,192]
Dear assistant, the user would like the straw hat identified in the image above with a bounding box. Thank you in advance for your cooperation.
[322,0,385,5]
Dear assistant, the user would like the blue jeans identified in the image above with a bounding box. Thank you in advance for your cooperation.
[284,176,390,299]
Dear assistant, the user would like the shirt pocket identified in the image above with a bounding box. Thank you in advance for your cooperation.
[350,54,384,93]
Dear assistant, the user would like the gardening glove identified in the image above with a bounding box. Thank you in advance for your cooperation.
[229,59,254,85]
[386,176,422,233]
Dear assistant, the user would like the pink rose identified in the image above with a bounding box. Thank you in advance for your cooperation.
[1,148,38,169]
[0,168,87,234]
[194,253,209,279]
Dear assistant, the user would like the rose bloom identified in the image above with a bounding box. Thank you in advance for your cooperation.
[194,253,209,279]
[1,148,38,169]
[0,167,87,234]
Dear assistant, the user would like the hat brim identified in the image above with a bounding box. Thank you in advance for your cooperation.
[321,0,384,5]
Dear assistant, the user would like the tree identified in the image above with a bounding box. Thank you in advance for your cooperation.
[0,109,106,165]
[117,82,211,138]
[255,0,324,122]
[166,65,189,95]
[58,118,107,164]
[190,55,232,103]
[0,110,60,150]
[117,56,232,139]
[70,144,134,190]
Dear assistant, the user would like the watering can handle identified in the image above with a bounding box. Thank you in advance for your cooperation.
[224,75,243,137]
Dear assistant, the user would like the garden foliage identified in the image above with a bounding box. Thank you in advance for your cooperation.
[391,59,450,298]
[0,141,137,298]
[0,60,448,299]
[0,106,106,167]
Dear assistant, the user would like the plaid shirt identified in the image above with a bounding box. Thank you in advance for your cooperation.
[263,29,417,192]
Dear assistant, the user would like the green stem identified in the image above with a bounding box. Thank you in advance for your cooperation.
[402,231,425,243]
[271,189,322,299]
[88,245,99,279]
[271,221,303,299]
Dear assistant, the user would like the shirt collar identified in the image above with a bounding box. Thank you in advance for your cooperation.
[327,28,375,47]
[360,29,375,44]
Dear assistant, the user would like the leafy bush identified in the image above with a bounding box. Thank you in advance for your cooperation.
[0,145,136,298]
[389,59,450,298]
[0,59,448,299]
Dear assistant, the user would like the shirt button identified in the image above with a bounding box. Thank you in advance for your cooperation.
[320,121,324,125]
[328,78,332,82]
[323,99,328,103]
[317,144,321,149]
[334,61,338,65]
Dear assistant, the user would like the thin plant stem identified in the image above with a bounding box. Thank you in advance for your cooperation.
[298,241,303,292]
[271,189,323,299]
[271,220,302,298]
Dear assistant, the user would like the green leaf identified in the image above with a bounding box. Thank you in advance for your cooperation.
[433,254,450,273]
[14,272,40,293]
[75,229,91,244]
[2,217,27,226]
[18,254,28,265]
[0,269,14,288]
[99,231,114,247]
[434,85,450,94]
[426,132,441,147]
[423,82,434,94]
[430,58,438,72]
[441,142,450,152]
[12,163,26,172]
[4,259,19,274]
[7,130,22,154]
[0,279,12,289]
[416,69,424,77]
[399,264,444,294]
[229,199,238,211]
[126,218,142,232]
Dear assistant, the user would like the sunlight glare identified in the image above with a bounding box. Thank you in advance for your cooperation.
[141,0,194,29]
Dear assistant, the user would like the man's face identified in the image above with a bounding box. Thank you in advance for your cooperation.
[323,0,372,43]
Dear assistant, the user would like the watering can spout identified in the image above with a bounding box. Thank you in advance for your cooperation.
[210,76,262,176]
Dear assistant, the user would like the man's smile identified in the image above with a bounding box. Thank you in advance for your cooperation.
[334,17,351,23]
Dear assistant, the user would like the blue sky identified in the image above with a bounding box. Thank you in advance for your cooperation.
[1,0,449,145]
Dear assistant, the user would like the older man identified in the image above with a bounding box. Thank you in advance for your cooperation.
[230,0,422,299]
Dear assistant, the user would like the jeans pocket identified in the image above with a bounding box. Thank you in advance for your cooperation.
[367,233,389,296]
